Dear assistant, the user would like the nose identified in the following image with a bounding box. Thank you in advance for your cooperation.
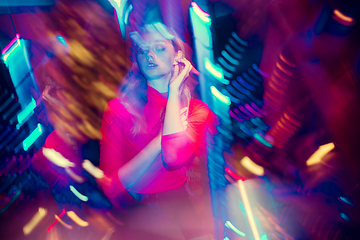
[145,50,155,61]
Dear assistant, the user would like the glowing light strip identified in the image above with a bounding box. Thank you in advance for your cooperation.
[284,113,301,127]
[3,38,21,63]
[238,180,261,240]
[225,221,246,237]
[306,142,335,166]
[276,62,292,76]
[229,38,245,53]
[273,69,290,83]
[2,34,20,54]
[279,54,295,68]
[191,2,210,23]
[222,50,240,65]
[225,44,242,59]
[211,86,230,105]
[270,75,287,89]
[245,104,262,117]
[254,133,273,148]
[56,36,68,48]
[260,234,269,240]
[23,124,43,151]
[227,85,246,100]
[67,211,89,227]
[229,110,244,122]
[43,148,75,168]
[17,98,36,128]
[47,209,66,231]
[339,197,354,207]
[236,77,255,91]
[23,207,47,235]
[225,167,245,181]
[232,32,248,47]
[251,103,267,116]
[218,57,236,72]
[55,214,73,229]
[204,58,228,84]
[333,9,354,26]
[280,117,297,131]
[82,160,104,178]
[69,185,88,202]
[240,156,265,176]
[124,4,133,25]
[252,64,269,78]
[269,81,285,95]
[222,88,241,103]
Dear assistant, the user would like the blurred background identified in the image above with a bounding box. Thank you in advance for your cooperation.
[0,0,360,239]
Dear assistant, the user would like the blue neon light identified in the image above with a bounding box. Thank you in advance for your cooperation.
[204,58,228,84]
[211,86,230,105]
[17,98,36,129]
[23,123,43,151]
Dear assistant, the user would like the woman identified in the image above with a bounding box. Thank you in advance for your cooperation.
[100,22,214,239]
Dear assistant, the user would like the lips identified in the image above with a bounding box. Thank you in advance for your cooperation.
[148,63,158,68]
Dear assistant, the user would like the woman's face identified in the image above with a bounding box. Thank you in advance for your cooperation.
[135,31,176,80]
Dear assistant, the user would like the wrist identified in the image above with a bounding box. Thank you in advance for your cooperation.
[167,88,180,101]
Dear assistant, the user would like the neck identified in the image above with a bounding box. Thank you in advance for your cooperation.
[147,73,172,93]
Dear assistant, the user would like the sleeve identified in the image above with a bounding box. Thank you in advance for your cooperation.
[161,99,215,170]
[99,99,127,198]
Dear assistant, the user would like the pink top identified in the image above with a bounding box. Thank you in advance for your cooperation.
[100,86,214,197]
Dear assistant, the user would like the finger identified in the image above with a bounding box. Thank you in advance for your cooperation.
[180,107,188,116]
[173,64,180,79]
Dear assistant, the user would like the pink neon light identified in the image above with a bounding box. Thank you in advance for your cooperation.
[229,110,244,122]
[225,167,245,181]
[239,105,252,117]
[245,104,262,117]
[2,34,20,55]
[47,208,65,231]
[250,103,266,115]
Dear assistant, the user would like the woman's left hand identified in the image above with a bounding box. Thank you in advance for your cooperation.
[168,58,193,94]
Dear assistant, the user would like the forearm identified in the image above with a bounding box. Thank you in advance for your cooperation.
[163,90,184,135]
[117,135,161,189]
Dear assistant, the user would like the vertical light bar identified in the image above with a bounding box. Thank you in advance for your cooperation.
[205,58,228,84]
[1,34,20,54]
[23,123,43,151]
[238,180,260,240]
[190,2,210,23]
[17,98,36,129]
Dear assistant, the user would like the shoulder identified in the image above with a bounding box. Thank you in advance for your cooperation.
[189,99,211,120]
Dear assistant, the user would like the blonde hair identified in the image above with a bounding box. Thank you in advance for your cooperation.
[118,23,192,135]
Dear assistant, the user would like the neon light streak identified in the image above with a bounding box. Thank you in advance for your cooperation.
[238,180,261,240]
[251,103,267,115]
[23,123,43,151]
[69,185,88,202]
[191,2,210,23]
[3,36,21,63]
[23,207,47,235]
[232,80,251,95]
[254,133,273,148]
[56,36,68,48]
[48,209,66,231]
[333,9,354,26]
[55,214,73,229]
[224,237,230,240]
[280,117,297,131]
[273,69,290,83]
[245,104,262,117]
[222,88,240,103]
[279,54,295,68]
[67,211,89,227]
[1,34,20,54]
[205,58,228,84]
[306,142,335,166]
[240,156,265,176]
[229,38,245,52]
[124,4,133,25]
[218,57,237,72]
[83,160,104,179]
[269,81,285,95]
[227,84,246,99]
[43,148,75,168]
[225,221,246,237]
[340,212,350,222]
[284,113,301,127]
[225,167,245,181]
[236,77,255,91]
[222,50,240,65]
[276,62,293,76]
[229,110,244,122]
[339,197,355,207]
[225,44,242,59]
[17,98,36,129]
[252,64,269,78]
[211,86,230,105]
[232,32,248,47]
